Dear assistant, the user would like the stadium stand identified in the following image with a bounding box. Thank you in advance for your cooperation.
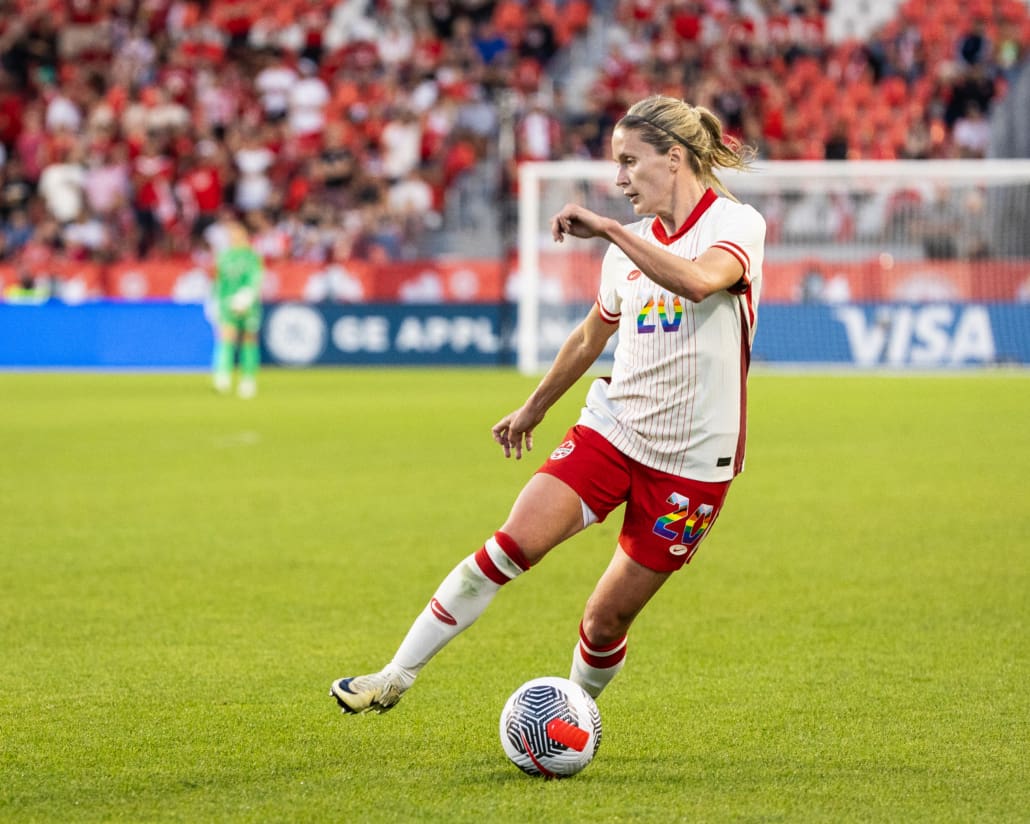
[0,0,1028,299]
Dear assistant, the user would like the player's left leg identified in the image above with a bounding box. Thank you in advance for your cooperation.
[237,314,261,398]
[331,426,630,715]
[331,472,590,714]
[570,548,670,698]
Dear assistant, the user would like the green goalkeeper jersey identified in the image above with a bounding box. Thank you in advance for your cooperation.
[215,246,263,321]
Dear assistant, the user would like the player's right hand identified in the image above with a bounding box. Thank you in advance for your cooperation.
[550,203,611,243]
[492,410,536,460]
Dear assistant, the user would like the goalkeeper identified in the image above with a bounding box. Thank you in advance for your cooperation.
[211,220,263,398]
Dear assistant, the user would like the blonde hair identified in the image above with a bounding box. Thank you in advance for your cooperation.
[617,95,755,201]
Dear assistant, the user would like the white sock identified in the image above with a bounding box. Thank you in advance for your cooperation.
[569,623,627,698]
[389,532,529,687]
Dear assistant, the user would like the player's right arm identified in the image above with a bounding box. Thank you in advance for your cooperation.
[492,306,617,459]
[553,202,759,302]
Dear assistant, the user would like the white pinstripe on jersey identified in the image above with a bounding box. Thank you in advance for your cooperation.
[577,189,766,482]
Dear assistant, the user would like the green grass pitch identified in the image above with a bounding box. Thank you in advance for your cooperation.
[1,368,1027,823]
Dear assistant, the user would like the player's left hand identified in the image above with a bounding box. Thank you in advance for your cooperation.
[229,287,256,315]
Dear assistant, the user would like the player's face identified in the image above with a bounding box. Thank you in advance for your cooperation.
[612,126,674,217]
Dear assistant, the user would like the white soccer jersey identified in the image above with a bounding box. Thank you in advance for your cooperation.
[577,188,765,482]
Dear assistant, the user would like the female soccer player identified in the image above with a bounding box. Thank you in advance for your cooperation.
[331,94,766,712]
[211,220,263,399]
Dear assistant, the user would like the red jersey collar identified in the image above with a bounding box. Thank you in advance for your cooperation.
[651,187,718,245]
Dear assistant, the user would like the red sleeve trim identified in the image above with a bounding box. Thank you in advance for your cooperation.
[595,296,620,324]
[711,240,751,293]
[712,240,749,273]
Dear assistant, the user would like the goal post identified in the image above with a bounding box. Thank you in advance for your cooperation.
[516,159,1030,373]
[516,161,630,375]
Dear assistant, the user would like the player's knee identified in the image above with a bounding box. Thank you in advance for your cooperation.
[580,607,630,649]
[495,524,550,566]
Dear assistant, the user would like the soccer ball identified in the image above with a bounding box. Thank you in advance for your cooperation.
[499,676,602,778]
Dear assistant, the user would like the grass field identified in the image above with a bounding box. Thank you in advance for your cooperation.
[1,368,1027,823]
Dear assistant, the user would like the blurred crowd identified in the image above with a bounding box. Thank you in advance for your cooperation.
[0,0,1027,275]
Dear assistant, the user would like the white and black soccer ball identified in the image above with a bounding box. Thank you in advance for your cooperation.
[499,676,602,778]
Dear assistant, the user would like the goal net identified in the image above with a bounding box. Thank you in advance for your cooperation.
[516,159,1030,372]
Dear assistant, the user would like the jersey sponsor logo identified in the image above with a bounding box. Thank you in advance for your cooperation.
[430,598,457,625]
[550,440,575,460]
[652,493,715,563]
[637,296,684,334]
[627,269,642,281]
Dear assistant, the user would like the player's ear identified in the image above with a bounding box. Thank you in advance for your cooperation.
[668,145,683,172]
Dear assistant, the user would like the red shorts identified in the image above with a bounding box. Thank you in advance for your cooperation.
[537,425,731,573]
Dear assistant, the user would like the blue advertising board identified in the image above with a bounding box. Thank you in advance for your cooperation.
[0,302,213,368]
[0,301,1027,369]
[260,302,517,367]
[753,303,1030,367]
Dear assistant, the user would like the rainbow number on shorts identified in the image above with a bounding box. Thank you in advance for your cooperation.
[652,492,715,546]
[637,296,684,334]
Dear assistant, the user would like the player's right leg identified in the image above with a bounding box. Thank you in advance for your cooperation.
[330,473,587,714]
[212,321,238,393]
